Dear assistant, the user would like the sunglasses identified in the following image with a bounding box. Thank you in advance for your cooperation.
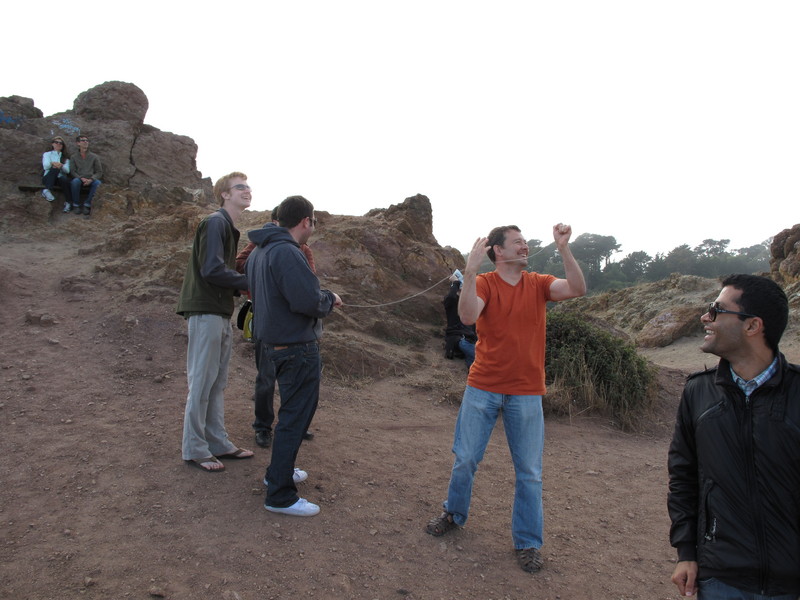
[52,140,64,144]
[706,302,757,322]
[230,184,251,191]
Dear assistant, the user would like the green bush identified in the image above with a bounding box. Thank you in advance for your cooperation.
[545,311,656,430]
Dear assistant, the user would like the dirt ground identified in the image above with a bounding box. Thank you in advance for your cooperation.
[1,215,797,600]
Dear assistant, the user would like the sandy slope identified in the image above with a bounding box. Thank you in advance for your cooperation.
[4,218,795,600]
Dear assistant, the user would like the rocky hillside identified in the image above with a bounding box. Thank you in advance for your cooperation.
[2,81,799,376]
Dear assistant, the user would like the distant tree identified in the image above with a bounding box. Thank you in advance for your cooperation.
[693,239,730,258]
[570,234,621,272]
[663,244,697,275]
[618,251,652,282]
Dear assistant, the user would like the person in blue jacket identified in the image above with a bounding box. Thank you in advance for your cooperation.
[41,136,71,204]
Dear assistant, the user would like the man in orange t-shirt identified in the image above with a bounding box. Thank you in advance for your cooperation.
[425,223,586,574]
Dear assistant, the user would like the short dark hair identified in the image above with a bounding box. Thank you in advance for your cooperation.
[271,205,280,222]
[76,135,89,142]
[486,225,521,263]
[277,196,313,229]
[721,274,788,353]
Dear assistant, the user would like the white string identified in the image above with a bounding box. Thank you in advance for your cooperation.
[343,275,452,308]
[341,246,551,309]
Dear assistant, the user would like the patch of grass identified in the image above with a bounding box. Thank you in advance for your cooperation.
[546,311,657,430]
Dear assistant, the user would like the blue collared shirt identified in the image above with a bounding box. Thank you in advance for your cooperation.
[730,356,779,398]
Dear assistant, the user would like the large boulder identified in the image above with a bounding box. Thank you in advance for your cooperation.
[0,129,48,185]
[130,126,206,190]
[636,305,704,348]
[73,81,149,126]
[0,96,43,130]
[771,224,800,285]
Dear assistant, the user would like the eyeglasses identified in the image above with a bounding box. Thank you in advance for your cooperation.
[78,138,89,142]
[706,302,757,322]
[52,140,64,144]
[308,216,317,226]
[230,184,251,191]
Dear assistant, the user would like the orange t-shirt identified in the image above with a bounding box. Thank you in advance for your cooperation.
[466,271,556,395]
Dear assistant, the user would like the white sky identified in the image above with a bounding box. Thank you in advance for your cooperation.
[3,1,798,258]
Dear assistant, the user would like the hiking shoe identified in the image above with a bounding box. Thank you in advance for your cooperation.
[82,206,91,216]
[302,431,314,441]
[264,497,320,517]
[255,430,272,448]
[42,189,55,202]
[515,547,544,573]
[263,468,308,487]
[72,205,82,213]
[63,203,72,213]
[425,512,459,536]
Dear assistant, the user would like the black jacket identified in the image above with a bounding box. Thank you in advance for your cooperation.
[668,353,800,596]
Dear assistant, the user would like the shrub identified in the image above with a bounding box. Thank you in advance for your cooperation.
[545,311,657,430]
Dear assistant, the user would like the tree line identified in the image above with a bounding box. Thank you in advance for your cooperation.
[475,234,771,292]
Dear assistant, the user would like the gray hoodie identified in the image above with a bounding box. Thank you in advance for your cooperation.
[244,223,336,344]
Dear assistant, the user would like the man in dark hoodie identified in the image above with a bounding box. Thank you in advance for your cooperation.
[245,195,341,517]
[176,172,254,472]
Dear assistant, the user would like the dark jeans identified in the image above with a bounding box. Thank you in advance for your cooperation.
[41,169,71,202]
[70,178,101,207]
[252,340,276,433]
[264,342,321,508]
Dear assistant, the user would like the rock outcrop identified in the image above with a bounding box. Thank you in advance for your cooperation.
[771,224,800,285]
[0,81,210,196]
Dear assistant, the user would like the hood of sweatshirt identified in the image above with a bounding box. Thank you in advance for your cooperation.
[247,222,298,249]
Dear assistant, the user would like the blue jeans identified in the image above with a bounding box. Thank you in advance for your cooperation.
[264,342,321,508]
[458,338,475,368]
[70,178,101,207]
[443,386,544,549]
[698,578,799,599]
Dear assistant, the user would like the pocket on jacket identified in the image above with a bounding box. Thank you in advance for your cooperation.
[700,478,717,544]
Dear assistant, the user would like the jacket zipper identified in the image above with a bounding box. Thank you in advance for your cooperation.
[743,391,769,595]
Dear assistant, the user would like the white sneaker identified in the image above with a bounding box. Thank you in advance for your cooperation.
[63,203,72,213]
[42,189,55,202]
[264,497,320,517]
[263,468,308,487]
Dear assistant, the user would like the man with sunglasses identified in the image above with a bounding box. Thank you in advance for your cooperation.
[68,135,102,215]
[176,172,254,472]
[245,195,341,517]
[668,274,799,599]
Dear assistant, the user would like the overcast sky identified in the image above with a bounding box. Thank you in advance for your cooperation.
[4,1,798,258]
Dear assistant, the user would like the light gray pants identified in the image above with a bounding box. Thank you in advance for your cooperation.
[181,314,237,460]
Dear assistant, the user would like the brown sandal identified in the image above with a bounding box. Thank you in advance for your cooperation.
[425,512,458,536]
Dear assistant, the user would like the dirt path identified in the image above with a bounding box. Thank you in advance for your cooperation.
[0,229,721,600]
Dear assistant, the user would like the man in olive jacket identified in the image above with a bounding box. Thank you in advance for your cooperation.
[176,172,254,472]
[668,274,800,598]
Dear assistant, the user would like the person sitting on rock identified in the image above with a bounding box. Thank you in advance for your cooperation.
[41,136,71,204]
[443,272,477,369]
[68,134,102,216]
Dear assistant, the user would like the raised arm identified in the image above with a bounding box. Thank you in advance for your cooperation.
[458,237,488,326]
[548,223,587,302]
